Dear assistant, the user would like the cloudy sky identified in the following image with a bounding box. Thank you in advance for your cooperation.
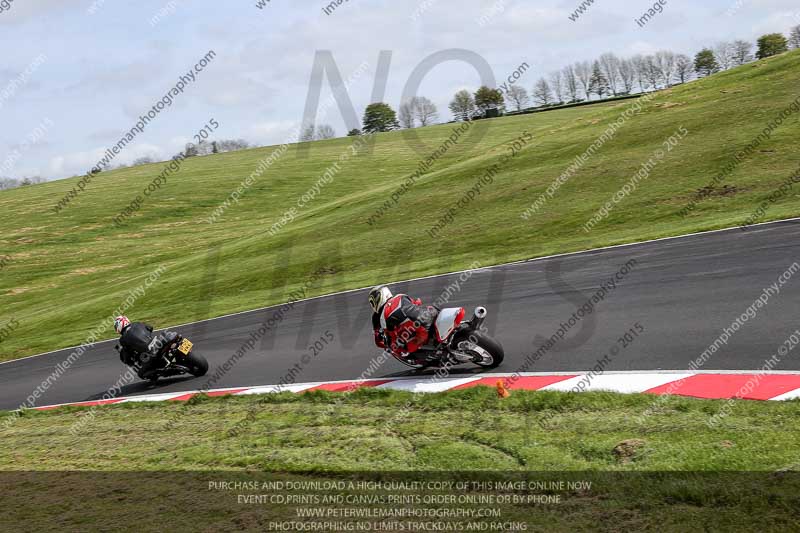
[1,0,798,181]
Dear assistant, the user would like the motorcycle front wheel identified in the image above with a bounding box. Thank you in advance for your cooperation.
[186,352,209,377]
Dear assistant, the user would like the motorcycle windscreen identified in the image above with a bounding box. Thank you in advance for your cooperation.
[434,308,466,342]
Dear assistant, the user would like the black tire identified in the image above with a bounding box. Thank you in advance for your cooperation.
[186,352,208,377]
[453,331,505,369]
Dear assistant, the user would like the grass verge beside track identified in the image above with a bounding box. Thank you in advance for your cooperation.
[2,388,800,530]
[4,388,800,470]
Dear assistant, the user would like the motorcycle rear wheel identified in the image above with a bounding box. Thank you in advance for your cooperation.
[453,331,505,369]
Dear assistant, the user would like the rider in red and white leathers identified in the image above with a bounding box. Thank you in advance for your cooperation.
[369,285,438,362]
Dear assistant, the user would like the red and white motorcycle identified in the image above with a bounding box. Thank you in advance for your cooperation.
[390,306,505,370]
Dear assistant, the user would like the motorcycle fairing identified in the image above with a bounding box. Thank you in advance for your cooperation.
[435,307,466,342]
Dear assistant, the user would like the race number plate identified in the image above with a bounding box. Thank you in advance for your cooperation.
[177,339,193,356]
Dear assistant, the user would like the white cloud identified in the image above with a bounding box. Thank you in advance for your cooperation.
[47,142,167,178]
[247,120,299,146]
[0,0,85,26]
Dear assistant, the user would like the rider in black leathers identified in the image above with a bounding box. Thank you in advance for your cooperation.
[114,316,172,380]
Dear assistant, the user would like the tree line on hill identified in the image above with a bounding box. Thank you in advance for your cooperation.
[347,98,440,136]
[0,138,253,191]
[4,26,798,190]
[347,25,800,133]
[0,175,46,190]
[460,28,800,117]
[102,138,252,170]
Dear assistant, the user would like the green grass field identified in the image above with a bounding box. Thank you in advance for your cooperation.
[5,388,800,471]
[1,50,799,360]
[3,389,800,530]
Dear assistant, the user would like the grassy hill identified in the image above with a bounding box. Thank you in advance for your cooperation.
[1,50,799,360]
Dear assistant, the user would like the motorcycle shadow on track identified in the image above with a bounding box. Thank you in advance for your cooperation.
[81,375,200,402]
[382,366,500,379]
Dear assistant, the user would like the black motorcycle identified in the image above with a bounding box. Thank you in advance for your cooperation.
[118,331,208,383]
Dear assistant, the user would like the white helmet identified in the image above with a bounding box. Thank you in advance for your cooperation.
[368,285,393,313]
[114,315,131,334]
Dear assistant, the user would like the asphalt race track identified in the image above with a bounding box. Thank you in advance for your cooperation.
[1,220,799,411]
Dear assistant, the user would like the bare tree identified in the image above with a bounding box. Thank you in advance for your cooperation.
[0,177,19,190]
[598,53,621,96]
[732,40,754,65]
[589,61,610,97]
[300,124,316,141]
[184,142,199,157]
[217,139,250,152]
[791,26,800,49]
[642,55,661,90]
[398,100,416,129]
[549,71,564,104]
[532,78,553,106]
[204,140,217,155]
[631,55,650,93]
[714,42,736,70]
[505,85,530,111]
[132,156,155,166]
[315,124,336,139]
[196,140,215,155]
[574,61,593,100]
[674,54,694,84]
[617,58,636,94]
[654,51,677,88]
[449,89,476,121]
[0,176,46,189]
[562,65,580,102]
[20,176,46,186]
[413,96,439,126]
